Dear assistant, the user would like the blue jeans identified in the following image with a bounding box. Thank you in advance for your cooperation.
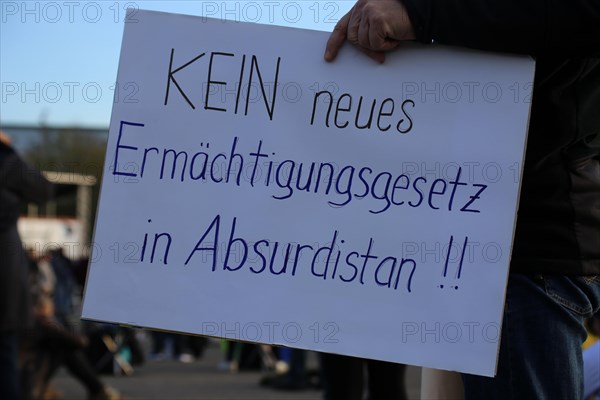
[462,273,600,400]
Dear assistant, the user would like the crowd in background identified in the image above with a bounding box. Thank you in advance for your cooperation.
[21,248,124,400]
[11,243,410,400]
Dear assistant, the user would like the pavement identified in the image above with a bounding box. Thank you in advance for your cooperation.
[51,338,422,400]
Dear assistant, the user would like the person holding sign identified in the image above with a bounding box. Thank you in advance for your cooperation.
[324,0,600,399]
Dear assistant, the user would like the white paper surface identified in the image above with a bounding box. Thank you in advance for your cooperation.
[82,9,535,377]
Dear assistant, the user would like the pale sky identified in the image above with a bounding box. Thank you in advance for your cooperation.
[1,1,354,128]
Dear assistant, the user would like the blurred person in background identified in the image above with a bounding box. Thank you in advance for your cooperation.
[21,291,123,400]
[48,247,76,326]
[0,131,53,400]
[34,251,56,306]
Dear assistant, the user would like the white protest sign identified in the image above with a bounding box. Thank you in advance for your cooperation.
[82,9,535,376]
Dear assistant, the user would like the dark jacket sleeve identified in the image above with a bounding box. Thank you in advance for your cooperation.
[0,143,54,204]
[402,0,600,56]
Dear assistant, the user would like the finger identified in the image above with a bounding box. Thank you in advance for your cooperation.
[379,38,401,52]
[353,11,385,62]
[325,12,351,62]
[369,20,388,51]
[357,14,370,48]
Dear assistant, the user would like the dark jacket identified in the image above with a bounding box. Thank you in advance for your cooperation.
[0,143,53,331]
[403,0,600,274]
[0,143,54,231]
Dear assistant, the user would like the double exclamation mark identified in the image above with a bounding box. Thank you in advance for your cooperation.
[440,235,468,290]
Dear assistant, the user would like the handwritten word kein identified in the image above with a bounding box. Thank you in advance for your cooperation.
[164,49,281,120]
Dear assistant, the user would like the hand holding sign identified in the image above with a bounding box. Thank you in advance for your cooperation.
[325,0,416,63]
